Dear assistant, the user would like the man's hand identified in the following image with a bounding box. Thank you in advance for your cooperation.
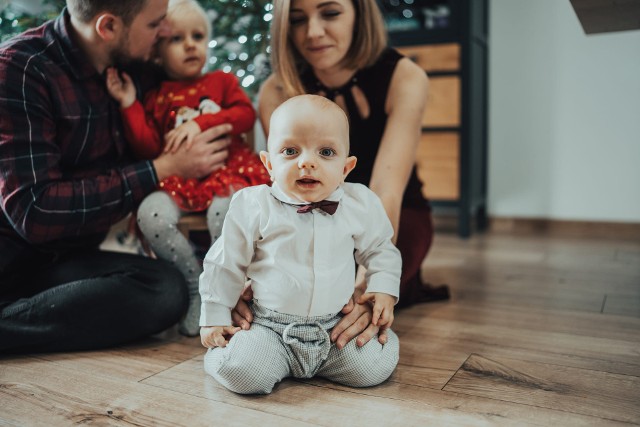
[200,325,241,348]
[152,123,232,181]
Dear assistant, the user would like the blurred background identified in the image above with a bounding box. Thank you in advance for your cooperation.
[2,0,638,237]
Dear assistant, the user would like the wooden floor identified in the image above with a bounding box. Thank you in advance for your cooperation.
[2,229,639,426]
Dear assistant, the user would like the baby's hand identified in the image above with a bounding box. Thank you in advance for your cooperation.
[357,292,396,328]
[164,121,202,153]
[200,325,241,348]
[105,67,136,108]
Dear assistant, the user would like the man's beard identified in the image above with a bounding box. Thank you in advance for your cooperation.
[110,45,145,69]
[110,31,147,69]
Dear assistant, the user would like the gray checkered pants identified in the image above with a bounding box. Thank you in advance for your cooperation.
[203,302,399,394]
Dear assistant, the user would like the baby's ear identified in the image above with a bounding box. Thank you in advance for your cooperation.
[259,151,273,178]
[343,155,357,180]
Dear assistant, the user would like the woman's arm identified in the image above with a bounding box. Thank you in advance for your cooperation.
[370,57,428,241]
[334,58,429,347]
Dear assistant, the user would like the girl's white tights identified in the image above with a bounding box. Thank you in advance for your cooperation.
[136,190,233,336]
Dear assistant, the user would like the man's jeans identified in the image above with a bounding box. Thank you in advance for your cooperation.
[0,250,188,353]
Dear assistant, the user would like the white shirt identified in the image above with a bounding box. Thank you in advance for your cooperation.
[199,182,402,326]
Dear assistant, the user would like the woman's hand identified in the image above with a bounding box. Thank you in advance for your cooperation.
[231,285,254,330]
[331,287,389,349]
[357,292,395,328]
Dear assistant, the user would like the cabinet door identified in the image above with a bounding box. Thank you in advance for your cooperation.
[396,43,460,72]
[416,132,459,200]
[397,44,461,127]
[398,43,462,201]
[423,76,460,127]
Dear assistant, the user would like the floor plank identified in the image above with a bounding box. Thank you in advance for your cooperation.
[603,292,640,317]
[0,357,314,427]
[144,355,504,426]
[29,335,202,382]
[443,353,640,424]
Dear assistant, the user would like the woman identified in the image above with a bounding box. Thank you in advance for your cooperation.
[252,0,448,348]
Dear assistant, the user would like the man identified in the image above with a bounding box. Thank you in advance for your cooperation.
[0,0,232,353]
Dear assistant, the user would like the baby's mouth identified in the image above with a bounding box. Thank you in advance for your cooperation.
[297,178,320,187]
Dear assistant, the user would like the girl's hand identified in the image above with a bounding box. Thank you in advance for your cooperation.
[200,325,241,348]
[164,121,202,153]
[105,67,136,108]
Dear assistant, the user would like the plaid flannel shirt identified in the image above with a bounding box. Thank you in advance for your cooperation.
[0,10,158,276]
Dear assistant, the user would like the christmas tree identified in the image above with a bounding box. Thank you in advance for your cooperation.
[0,1,64,43]
[199,0,272,99]
[0,0,272,100]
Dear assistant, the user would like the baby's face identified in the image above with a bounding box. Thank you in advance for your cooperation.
[261,103,356,203]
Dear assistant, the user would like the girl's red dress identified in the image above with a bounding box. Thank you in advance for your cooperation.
[120,71,270,212]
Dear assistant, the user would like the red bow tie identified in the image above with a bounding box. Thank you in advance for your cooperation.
[296,200,339,215]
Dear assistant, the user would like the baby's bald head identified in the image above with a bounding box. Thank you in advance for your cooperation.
[267,94,350,153]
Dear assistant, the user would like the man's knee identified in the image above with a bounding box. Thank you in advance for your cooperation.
[136,259,188,326]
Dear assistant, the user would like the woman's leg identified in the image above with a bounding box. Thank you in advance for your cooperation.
[137,191,202,336]
[395,206,449,308]
[0,250,187,354]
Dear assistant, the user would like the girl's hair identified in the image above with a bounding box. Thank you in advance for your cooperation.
[270,0,387,98]
[66,0,149,25]
[152,0,212,66]
[166,0,212,40]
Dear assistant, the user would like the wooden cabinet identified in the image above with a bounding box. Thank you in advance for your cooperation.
[382,0,488,237]
[415,131,460,200]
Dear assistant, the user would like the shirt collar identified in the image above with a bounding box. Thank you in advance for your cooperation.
[54,8,102,81]
[270,181,344,205]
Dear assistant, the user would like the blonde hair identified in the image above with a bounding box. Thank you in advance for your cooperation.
[270,0,387,98]
[153,0,212,67]
[166,0,212,40]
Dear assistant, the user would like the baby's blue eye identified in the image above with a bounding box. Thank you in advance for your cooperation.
[319,148,336,157]
[283,148,297,156]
